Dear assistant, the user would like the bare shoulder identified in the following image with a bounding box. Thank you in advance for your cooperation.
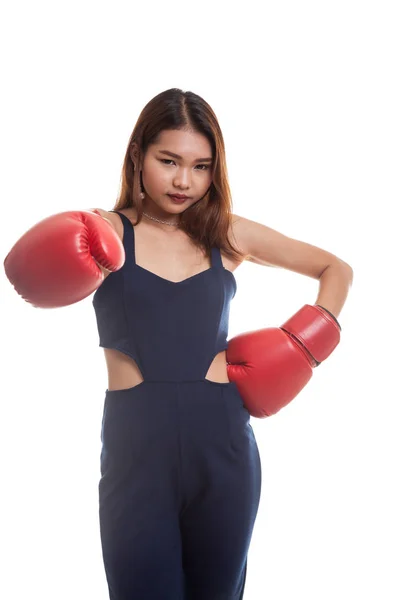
[91,208,124,242]
[228,213,249,256]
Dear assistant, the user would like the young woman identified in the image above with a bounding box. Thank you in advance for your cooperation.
[4,88,353,599]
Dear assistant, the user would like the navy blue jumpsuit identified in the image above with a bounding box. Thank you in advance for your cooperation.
[92,211,262,600]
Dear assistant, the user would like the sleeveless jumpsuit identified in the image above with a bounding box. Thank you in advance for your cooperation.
[92,211,262,600]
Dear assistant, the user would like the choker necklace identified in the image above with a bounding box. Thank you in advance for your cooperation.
[143,211,179,226]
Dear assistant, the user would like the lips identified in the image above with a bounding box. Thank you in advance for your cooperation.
[169,194,188,199]
[168,194,190,204]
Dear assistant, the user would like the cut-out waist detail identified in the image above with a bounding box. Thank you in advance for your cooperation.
[103,347,230,392]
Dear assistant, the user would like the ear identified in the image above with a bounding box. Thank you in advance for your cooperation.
[129,142,140,168]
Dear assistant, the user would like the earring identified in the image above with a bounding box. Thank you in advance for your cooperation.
[139,170,145,200]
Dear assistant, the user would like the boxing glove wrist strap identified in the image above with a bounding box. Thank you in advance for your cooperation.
[315,304,341,330]
[280,304,341,365]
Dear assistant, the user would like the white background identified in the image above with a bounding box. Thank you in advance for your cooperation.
[1,1,398,598]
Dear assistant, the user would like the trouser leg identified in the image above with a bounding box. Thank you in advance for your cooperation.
[98,385,185,600]
[179,382,262,600]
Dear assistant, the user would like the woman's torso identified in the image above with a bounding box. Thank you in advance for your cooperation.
[98,208,244,391]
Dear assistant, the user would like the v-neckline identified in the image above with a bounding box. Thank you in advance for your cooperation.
[135,263,215,285]
[131,216,217,285]
[115,210,236,287]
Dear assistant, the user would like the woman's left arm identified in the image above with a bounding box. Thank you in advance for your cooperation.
[314,261,353,319]
[231,214,354,319]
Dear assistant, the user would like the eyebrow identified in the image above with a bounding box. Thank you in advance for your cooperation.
[158,150,213,163]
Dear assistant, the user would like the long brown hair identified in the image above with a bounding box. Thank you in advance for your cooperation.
[113,88,249,263]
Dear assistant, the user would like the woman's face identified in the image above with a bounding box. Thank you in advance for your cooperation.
[141,129,214,217]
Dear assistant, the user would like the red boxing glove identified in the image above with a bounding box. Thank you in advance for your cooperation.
[226,304,341,418]
[3,210,125,308]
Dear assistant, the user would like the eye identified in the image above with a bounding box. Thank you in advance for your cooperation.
[159,159,209,171]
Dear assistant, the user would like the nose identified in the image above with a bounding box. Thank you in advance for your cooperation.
[173,167,191,189]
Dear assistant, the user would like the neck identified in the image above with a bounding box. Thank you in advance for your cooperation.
[142,204,181,227]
